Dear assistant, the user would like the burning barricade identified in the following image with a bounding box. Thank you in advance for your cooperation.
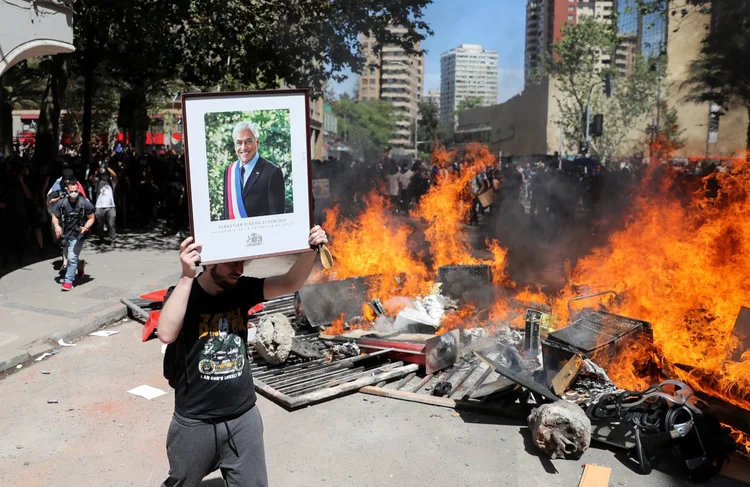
[246,144,750,483]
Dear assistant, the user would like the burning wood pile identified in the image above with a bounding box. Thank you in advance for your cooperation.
[250,144,750,483]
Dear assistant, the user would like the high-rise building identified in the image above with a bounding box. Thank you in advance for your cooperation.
[356,26,425,150]
[424,89,440,112]
[525,1,620,84]
[524,0,579,85]
[440,44,499,126]
[615,0,668,74]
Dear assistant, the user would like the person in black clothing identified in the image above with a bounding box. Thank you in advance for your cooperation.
[158,225,328,487]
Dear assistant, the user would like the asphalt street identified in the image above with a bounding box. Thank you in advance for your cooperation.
[0,319,744,487]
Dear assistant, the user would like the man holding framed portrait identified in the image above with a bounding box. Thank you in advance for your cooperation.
[161,89,331,486]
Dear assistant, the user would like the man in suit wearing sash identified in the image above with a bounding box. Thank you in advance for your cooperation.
[222,121,286,220]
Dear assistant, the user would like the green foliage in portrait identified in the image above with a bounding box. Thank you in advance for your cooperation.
[204,110,293,221]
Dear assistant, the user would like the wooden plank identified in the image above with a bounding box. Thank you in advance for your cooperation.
[449,362,481,398]
[411,373,435,393]
[460,366,494,400]
[578,464,612,487]
[551,354,583,396]
[395,372,417,390]
[285,364,419,409]
[359,386,527,420]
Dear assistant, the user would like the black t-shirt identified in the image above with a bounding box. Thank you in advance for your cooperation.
[166,276,265,420]
[53,197,95,239]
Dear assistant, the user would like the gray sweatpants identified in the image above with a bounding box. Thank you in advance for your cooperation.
[162,405,268,487]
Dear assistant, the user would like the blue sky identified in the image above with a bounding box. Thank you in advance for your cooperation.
[331,0,527,103]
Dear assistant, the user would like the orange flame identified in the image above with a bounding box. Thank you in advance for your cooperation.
[723,423,750,456]
[555,159,750,408]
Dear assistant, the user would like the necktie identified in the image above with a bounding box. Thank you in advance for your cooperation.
[240,165,245,192]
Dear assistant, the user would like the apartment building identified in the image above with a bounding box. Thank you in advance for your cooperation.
[439,44,499,126]
[356,26,425,150]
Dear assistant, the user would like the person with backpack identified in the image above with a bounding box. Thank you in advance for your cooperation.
[158,225,328,487]
[51,180,95,291]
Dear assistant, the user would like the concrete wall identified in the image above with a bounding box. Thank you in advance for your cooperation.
[0,0,74,75]
[666,3,748,158]
[458,78,555,157]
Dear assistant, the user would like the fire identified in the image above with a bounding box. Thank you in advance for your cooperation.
[558,160,750,409]
[723,423,750,456]
[325,313,371,336]
[413,143,494,268]
[318,192,431,299]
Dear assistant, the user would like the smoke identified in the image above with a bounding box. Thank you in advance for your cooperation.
[480,164,641,293]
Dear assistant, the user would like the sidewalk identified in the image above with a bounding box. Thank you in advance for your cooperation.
[0,224,298,373]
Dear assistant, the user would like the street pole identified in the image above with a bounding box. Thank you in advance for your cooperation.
[584,86,594,150]
[414,114,418,153]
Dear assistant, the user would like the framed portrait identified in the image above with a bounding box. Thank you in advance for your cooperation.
[182,89,314,264]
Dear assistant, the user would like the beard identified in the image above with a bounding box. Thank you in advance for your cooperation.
[210,266,238,290]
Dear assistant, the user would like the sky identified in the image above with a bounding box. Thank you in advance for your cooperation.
[330,0,527,103]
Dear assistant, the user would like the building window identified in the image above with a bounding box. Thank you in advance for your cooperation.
[568,14,574,20]
[568,6,574,11]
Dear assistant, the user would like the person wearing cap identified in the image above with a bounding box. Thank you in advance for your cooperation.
[221,121,286,220]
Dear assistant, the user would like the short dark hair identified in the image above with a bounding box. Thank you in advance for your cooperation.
[65,179,79,188]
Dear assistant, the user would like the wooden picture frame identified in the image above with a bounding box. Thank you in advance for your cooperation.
[182,89,315,264]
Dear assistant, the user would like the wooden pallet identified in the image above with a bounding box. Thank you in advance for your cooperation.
[360,350,527,420]
[250,333,417,409]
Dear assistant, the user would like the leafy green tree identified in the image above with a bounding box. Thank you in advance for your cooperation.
[537,15,659,159]
[416,99,439,152]
[331,95,396,162]
[684,0,750,150]
[204,110,293,221]
[454,96,484,114]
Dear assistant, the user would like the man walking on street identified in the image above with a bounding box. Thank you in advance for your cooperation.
[94,166,118,248]
[158,225,329,487]
[51,180,95,291]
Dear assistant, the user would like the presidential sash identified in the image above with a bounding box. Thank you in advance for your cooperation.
[224,160,248,219]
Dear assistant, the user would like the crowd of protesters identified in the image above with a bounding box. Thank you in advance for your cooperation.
[0,142,189,289]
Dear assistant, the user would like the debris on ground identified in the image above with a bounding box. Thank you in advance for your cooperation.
[47,399,60,404]
[57,338,76,347]
[254,313,295,365]
[127,385,167,400]
[528,400,591,459]
[89,330,119,337]
[35,350,59,362]
[578,464,612,487]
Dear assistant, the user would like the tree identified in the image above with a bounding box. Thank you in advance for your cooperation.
[417,99,439,153]
[684,0,750,151]
[331,95,396,162]
[176,0,432,95]
[537,15,659,159]
[454,96,484,114]
[34,55,70,169]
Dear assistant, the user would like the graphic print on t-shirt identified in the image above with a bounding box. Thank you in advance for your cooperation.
[197,308,247,381]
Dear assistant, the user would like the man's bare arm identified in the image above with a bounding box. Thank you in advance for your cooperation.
[158,238,202,344]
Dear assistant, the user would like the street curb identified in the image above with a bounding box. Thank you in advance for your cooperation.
[0,303,128,374]
[50,303,128,343]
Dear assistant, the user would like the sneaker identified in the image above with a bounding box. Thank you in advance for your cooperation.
[61,282,73,291]
[77,260,86,280]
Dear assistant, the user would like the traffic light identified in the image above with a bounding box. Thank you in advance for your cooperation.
[590,114,604,137]
[604,73,612,97]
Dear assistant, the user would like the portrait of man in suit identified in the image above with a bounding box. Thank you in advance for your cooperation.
[222,121,286,219]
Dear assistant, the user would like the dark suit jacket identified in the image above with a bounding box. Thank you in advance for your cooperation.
[222,156,286,219]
